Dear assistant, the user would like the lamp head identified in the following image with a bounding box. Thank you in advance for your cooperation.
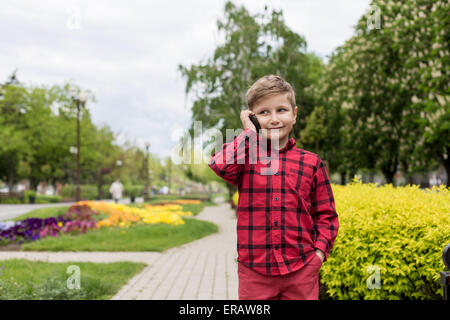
[79,91,88,103]
[69,86,78,99]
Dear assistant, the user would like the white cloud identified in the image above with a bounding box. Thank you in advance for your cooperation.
[0,0,371,159]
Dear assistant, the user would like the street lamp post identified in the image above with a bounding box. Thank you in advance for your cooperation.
[168,158,172,195]
[144,142,150,202]
[149,170,153,197]
[70,87,87,202]
[116,160,123,179]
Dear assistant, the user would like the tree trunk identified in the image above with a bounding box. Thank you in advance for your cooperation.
[382,168,395,185]
[349,169,357,182]
[97,170,103,200]
[405,174,414,186]
[381,152,398,186]
[340,171,346,185]
[401,160,414,186]
[8,159,14,195]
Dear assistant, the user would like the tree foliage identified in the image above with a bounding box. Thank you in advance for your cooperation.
[315,0,449,184]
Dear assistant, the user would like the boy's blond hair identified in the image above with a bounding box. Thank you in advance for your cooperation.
[246,75,296,112]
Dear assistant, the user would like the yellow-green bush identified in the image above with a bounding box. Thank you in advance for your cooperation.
[321,178,450,300]
[232,190,239,208]
[232,178,450,299]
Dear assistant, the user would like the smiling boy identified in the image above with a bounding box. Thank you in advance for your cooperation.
[208,75,339,300]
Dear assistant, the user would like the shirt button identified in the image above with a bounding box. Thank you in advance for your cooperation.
[275,172,279,176]
[275,245,279,250]
[274,221,278,226]
[274,197,278,201]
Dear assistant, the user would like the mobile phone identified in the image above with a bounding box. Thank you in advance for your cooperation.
[249,114,261,134]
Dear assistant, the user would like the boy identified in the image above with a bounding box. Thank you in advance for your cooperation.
[208,75,339,300]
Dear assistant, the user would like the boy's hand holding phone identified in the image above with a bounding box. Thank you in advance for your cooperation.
[240,110,260,133]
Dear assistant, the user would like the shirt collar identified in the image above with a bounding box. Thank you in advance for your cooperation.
[279,138,296,153]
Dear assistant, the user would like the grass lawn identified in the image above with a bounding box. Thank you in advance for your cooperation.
[0,258,146,299]
[169,201,216,216]
[21,217,218,251]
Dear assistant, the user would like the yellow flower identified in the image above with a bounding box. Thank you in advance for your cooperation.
[57,222,63,227]
[81,201,192,227]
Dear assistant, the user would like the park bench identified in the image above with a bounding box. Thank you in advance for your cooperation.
[0,191,25,202]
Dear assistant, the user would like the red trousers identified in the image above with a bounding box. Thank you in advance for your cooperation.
[238,254,322,300]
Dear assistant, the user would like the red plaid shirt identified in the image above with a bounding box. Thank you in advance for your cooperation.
[209,128,339,275]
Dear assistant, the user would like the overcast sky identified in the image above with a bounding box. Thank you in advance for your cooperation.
[0,0,371,161]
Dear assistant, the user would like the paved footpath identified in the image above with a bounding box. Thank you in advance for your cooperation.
[0,197,239,300]
[0,203,77,221]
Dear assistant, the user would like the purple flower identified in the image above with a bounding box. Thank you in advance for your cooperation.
[0,205,98,245]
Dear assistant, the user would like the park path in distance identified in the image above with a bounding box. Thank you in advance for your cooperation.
[0,197,144,221]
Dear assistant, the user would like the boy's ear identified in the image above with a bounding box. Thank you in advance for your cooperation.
[293,106,298,124]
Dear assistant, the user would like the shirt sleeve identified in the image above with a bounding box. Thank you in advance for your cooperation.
[311,157,339,262]
[208,128,258,187]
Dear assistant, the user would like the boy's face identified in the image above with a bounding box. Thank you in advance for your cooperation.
[252,93,298,148]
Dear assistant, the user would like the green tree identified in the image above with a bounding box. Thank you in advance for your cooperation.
[299,105,327,154]
[0,78,32,192]
[0,77,123,194]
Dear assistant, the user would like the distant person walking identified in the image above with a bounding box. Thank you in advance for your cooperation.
[109,179,123,204]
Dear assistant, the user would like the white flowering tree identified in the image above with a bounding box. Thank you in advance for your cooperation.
[316,0,449,185]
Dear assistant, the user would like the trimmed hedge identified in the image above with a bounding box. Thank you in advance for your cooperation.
[0,198,22,204]
[321,180,449,300]
[35,195,62,204]
[61,185,98,201]
[232,191,239,207]
[0,192,61,204]
[124,185,144,198]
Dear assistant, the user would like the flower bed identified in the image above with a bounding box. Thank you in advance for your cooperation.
[0,201,195,247]
[170,199,202,205]
[0,204,98,245]
[77,201,193,228]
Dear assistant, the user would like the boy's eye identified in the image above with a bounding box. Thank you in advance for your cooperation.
[260,108,286,114]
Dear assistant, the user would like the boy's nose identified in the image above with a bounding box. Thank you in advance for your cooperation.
[269,114,281,125]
